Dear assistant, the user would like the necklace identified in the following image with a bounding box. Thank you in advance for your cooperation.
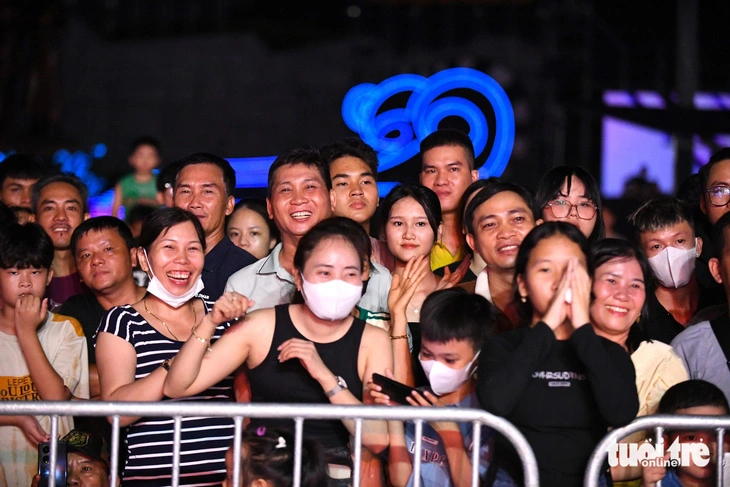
[408,301,424,315]
[144,297,196,342]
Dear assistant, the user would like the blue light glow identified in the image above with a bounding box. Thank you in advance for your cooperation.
[227,67,515,188]
[341,67,515,178]
[92,143,108,159]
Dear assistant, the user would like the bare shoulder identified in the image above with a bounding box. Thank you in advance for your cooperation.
[227,307,276,336]
[361,322,391,347]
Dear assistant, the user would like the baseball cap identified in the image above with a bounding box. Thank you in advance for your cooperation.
[61,429,110,465]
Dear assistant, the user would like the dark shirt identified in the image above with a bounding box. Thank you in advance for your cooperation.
[58,293,106,364]
[643,279,726,344]
[433,259,478,284]
[477,323,638,487]
[46,272,88,309]
[199,236,255,301]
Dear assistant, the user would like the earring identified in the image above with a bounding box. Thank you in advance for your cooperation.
[520,295,527,303]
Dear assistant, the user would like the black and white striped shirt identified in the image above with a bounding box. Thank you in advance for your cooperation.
[98,300,235,486]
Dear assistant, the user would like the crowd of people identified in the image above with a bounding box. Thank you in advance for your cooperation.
[1,131,730,487]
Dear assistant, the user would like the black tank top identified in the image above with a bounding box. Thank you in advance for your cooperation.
[247,304,365,449]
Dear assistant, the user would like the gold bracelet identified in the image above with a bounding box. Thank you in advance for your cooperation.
[191,325,213,353]
[390,334,409,340]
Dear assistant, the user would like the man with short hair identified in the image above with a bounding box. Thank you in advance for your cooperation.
[173,153,256,300]
[699,147,730,226]
[322,137,394,270]
[226,147,391,317]
[419,129,479,270]
[630,197,725,344]
[672,211,730,404]
[32,174,90,307]
[463,177,540,331]
[0,154,45,210]
[60,217,146,400]
[31,429,119,487]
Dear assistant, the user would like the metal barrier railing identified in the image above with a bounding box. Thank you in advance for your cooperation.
[584,415,730,487]
[0,401,539,487]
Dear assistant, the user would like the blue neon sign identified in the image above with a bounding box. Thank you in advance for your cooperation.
[341,67,514,178]
[227,67,514,185]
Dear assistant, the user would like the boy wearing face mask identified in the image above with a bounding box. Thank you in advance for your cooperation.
[629,197,726,344]
[372,288,503,487]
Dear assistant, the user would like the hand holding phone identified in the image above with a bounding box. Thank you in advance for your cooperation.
[38,441,66,487]
[372,373,430,405]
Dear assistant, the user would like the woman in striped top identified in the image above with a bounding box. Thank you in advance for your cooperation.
[95,208,242,486]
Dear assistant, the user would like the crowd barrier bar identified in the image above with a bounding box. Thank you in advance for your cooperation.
[584,415,730,487]
[0,401,539,487]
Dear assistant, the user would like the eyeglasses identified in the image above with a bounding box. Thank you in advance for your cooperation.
[706,186,730,207]
[544,199,597,220]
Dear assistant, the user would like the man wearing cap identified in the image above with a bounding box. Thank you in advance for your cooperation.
[31,429,119,487]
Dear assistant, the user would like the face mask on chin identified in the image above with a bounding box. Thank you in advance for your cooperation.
[647,241,698,289]
[419,351,480,396]
[142,249,204,308]
[301,277,363,321]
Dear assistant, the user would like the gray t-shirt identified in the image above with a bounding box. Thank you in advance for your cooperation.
[671,320,730,404]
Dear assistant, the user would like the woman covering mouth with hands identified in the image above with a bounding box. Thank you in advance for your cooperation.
[476,222,639,487]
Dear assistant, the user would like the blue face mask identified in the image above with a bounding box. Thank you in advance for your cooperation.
[142,249,205,308]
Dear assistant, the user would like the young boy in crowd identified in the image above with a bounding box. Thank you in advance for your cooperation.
[373,288,498,487]
[111,136,161,219]
[641,380,729,487]
[630,197,725,344]
[0,223,89,486]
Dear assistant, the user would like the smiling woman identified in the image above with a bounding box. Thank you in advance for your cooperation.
[588,239,689,483]
[94,207,239,486]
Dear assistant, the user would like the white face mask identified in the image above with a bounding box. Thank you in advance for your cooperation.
[647,242,698,289]
[419,351,480,396]
[143,249,205,308]
[301,277,363,321]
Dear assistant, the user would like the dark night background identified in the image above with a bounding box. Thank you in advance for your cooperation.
[1,0,728,198]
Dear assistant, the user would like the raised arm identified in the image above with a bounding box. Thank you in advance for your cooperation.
[15,297,71,401]
[164,292,253,398]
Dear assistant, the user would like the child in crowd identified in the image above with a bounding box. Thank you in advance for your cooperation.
[223,428,328,487]
[478,222,638,487]
[111,136,161,218]
[0,223,89,486]
[226,200,278,260]
[372,287,499,487]
[641,380,729,487]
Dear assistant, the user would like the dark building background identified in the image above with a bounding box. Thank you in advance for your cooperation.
[1,0,728,196]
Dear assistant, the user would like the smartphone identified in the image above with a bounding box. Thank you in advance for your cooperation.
[372,373,429,405]
[38,441,67,487]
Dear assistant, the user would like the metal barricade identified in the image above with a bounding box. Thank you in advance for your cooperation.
[0,401,540,487]
[584,415,730,487]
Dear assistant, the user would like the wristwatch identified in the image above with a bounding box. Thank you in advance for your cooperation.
[325,376,348,398]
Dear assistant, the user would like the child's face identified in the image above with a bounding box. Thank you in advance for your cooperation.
[419,338,478,371]
[129,144,160,173]
[0,267,51,307]
[672,405,729,483]
[223,447,265,487]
